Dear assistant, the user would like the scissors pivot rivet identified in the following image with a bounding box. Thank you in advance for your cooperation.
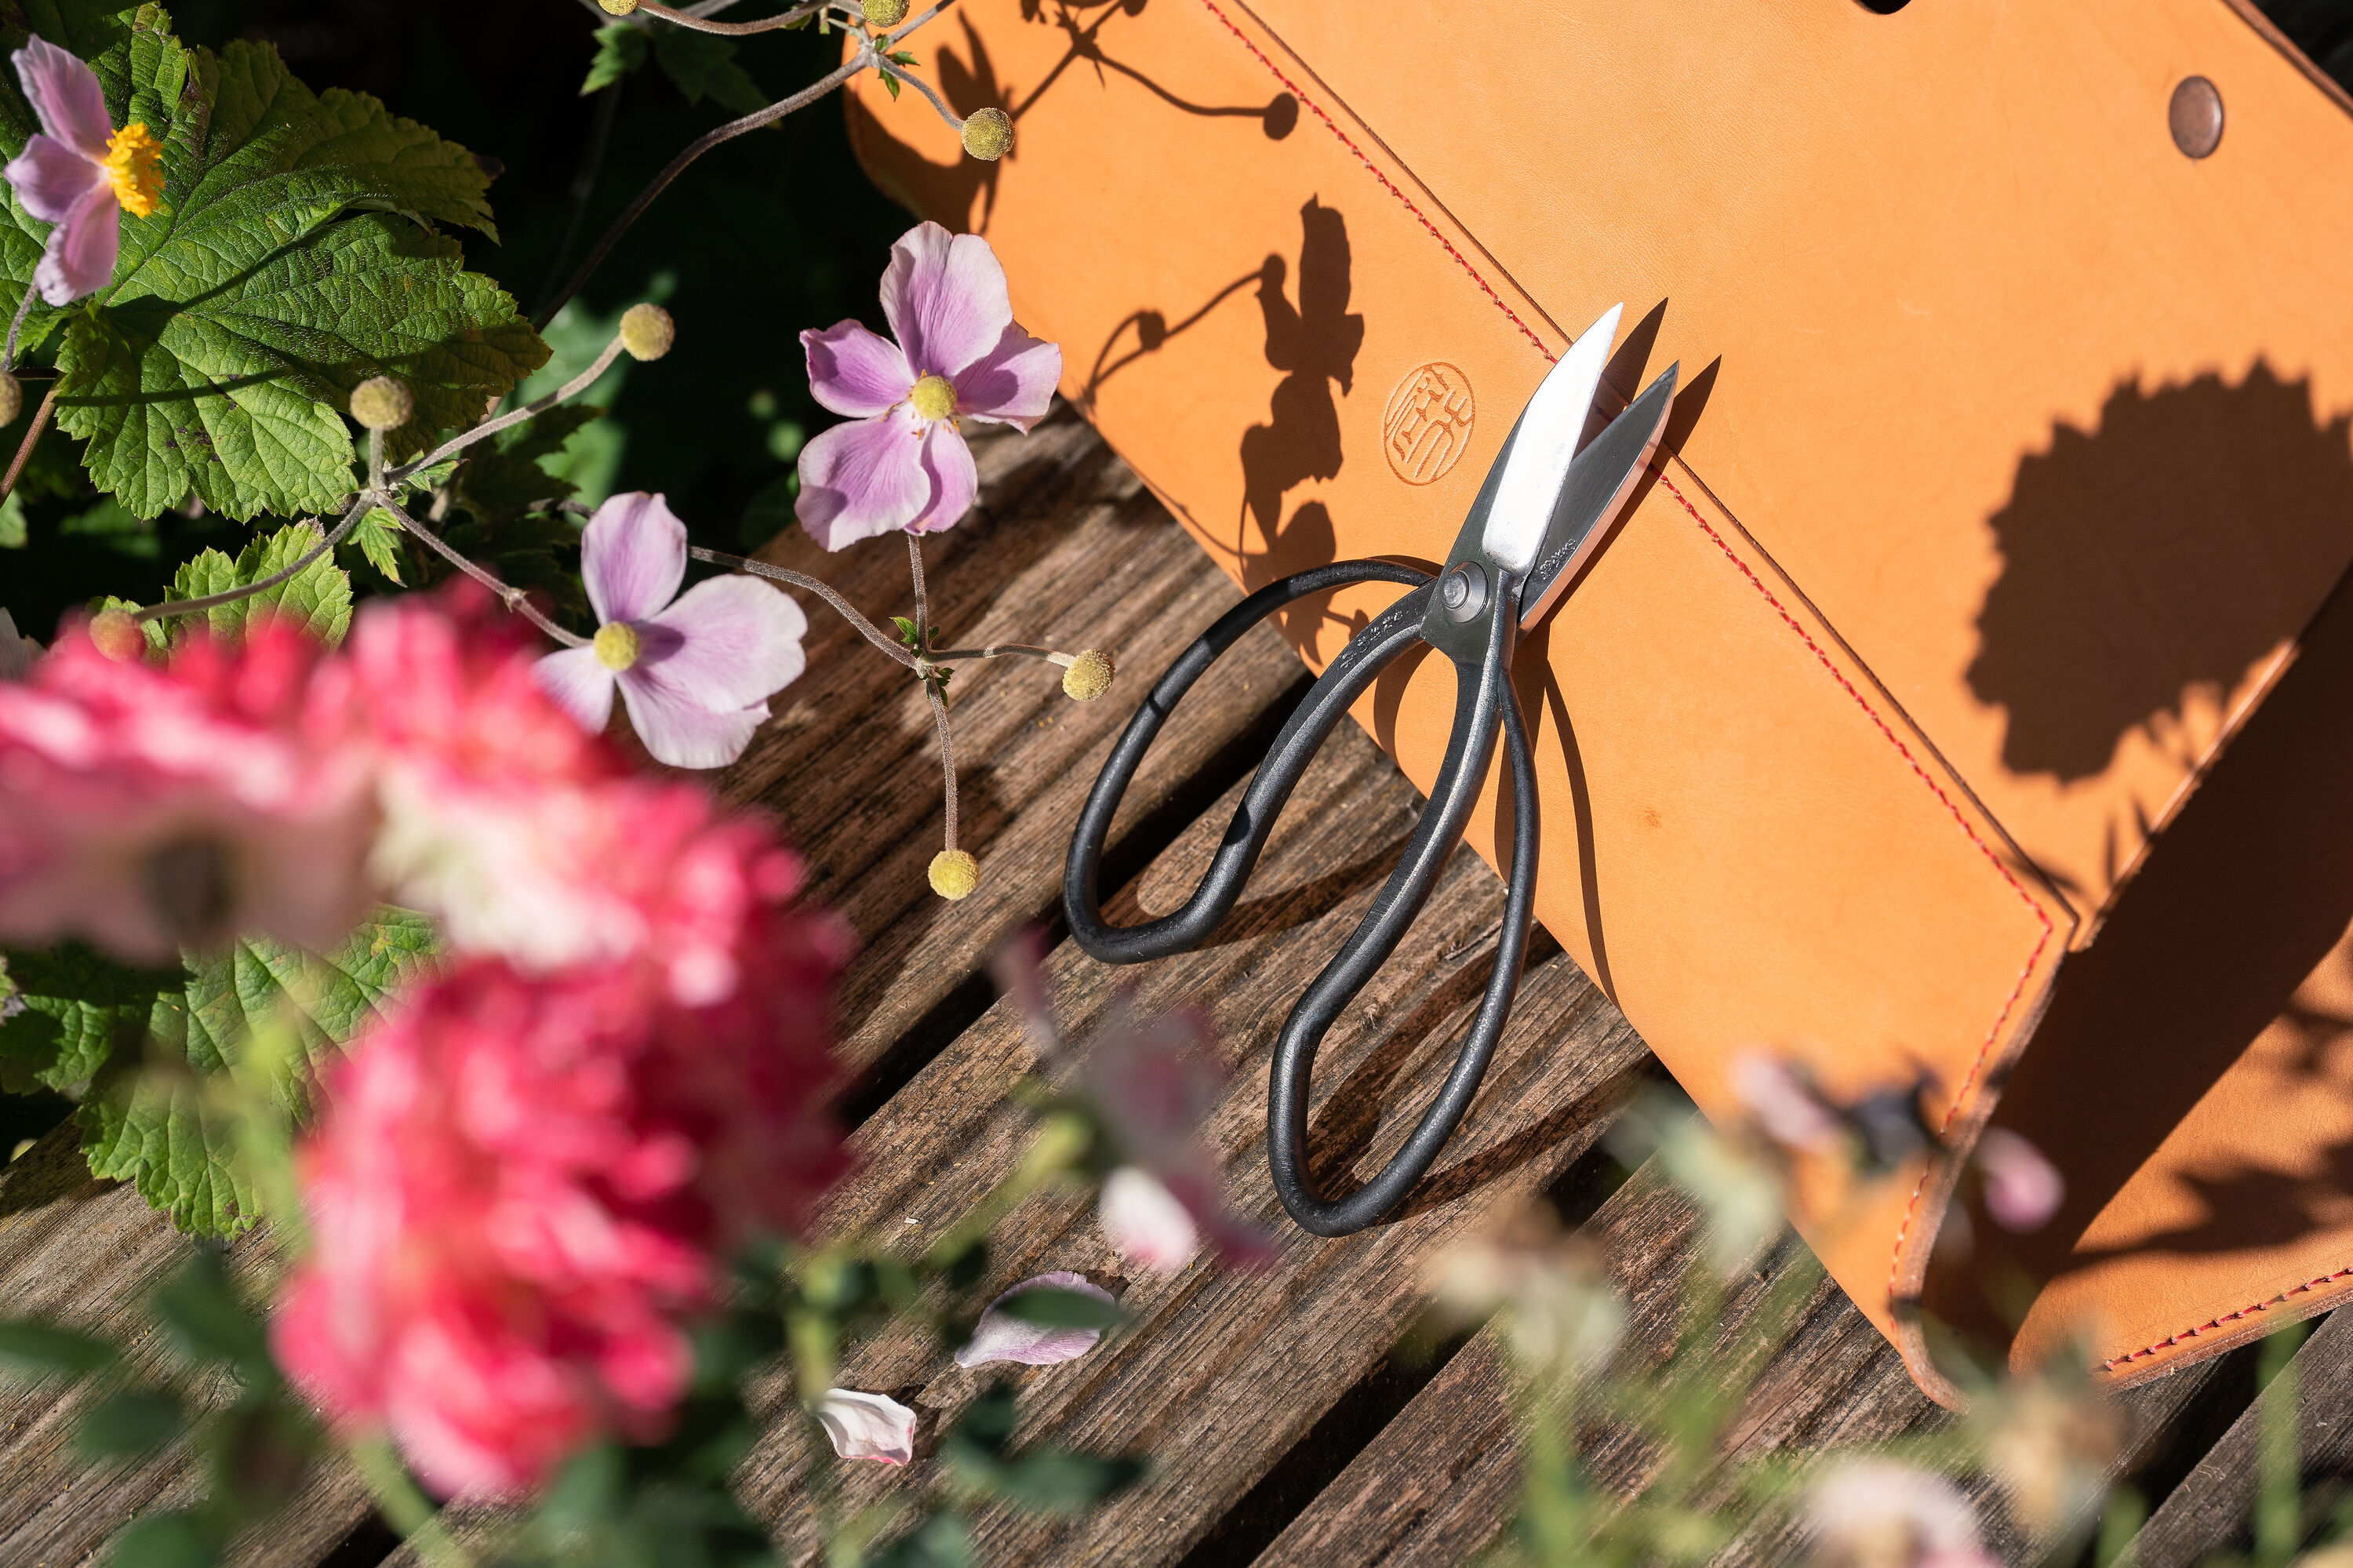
[1439,561,1489,621]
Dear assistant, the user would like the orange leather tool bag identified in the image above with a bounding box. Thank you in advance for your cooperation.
[845,0,2353,1405]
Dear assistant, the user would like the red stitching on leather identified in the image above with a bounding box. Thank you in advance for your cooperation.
[2100,1268,2353,1370]
[1195,1,1554,359]
[1192,0,2061,1324]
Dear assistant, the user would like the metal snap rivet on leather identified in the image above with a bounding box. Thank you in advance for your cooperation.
[1441,561,1488,621]
[2169,76,2224,159]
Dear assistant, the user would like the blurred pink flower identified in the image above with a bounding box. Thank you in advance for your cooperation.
[1977,1128,2064,1232]
[955,1271,1115,1369]
[1729,1053,1841,1154]
[2,38,163,304]
[795,221,1060,550]
[1808,1458,1999,1568]
[1077,999,1275,1275]
[274,895,849,1499]
[816,1389,916,1464]
[0,615,375,962]
[535,493,806,769]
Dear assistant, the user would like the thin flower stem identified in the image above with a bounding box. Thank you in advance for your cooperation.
[926,675,958,852]
[379,496,591,647]
[537,45,879,330]
[637,0,848,33]
[688,544,919,668]
[2,284,37,372]
[878,57,965,135]
[906,531,930,649]
[385,337,629,485]
[348,1436,475,1568]
[0,380,60,507]
[133,497,374,624]
[924,642,1074,666]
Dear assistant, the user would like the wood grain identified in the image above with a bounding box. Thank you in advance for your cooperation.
[738,714,1651,1566]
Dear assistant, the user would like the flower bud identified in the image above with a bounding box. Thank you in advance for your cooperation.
[598,0,638,13]
[929,848,978,900]
[0,370,21,427]
[619,303,675,362]
[961,107,1014,162]
[89,609,144,662]
[863,0,908,24]
[1061,649,1114,701]
[350,377,413,432]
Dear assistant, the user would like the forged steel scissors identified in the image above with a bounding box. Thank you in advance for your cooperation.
[1064,304,1678,1237]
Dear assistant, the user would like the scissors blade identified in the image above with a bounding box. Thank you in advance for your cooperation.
[1517,359,1678,629]
[1478,302,1624,574]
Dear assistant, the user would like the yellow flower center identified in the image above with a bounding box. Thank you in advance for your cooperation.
[102,123,164,219]
[907,374,956,422]
[593,621,640,671]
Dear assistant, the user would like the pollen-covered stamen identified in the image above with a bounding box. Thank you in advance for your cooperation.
[593,621,641,672]
[907,374,957,422]
[102,123,163,218]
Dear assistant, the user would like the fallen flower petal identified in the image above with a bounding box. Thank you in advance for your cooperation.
[816,1388,916,1464]
[1977,1127,2065,1232]
[955,1271,1115,1369]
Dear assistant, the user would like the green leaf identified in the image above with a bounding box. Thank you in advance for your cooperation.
[452,402,600,525]
[0,1318,118,1378]
[434,510,587,624]
[58,496,158,558]
[152,1251,273,1381]
[77,1388,184,1457]
[654,30,766,117]
[347,507,405,584]
[995,1286,1124,1332]
[158,522,351,645]
[77,908,438,1238]
[103,1509,219,1568]
[0,943,180,1096]
[940,1387,1144,1515]
[870,1512,975,1568]
[882,70,901,101]
[582,21,648,96]
[0,490,24,547]
[0,22,545,521]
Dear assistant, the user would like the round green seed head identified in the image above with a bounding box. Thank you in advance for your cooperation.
[864,0,909,25]
[619,303,675,362]
[1061,649,1115,701]
[350,377,413,432]
[598,0,638,13]
[0,371,21,428]
[961,107,1014,162]
[929,849,979,901]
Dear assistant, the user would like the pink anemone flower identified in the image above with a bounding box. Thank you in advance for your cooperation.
[535,493,807,770]
[3,37,165,305]
[795,220,1060,550]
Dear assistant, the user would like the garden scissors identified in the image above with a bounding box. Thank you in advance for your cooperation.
[1064,304,1678,1236]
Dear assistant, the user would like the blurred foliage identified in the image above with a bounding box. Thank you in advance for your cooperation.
[2,0,907,638]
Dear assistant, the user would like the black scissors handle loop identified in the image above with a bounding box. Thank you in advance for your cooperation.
[1267,585,1540,1235]
[1064,559,1433,966]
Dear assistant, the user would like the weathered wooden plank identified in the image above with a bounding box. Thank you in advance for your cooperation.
[0,409,1297,1567]
[739,714,1653,1566]
[2124,1308,2353,1566]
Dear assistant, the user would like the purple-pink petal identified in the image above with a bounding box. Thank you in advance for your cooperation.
[614,671,769,770]
[5,133,100,224]
[880,220,1013,379]
[35,181,117,305]
[955,1271,1115,1369]
[640,575,807,711]
[802,319,913,419]
[14,39,114,159]
[795,409,930,551]
[951,322,1060,430]
[533,646,617,735]
[905,420,978,535]
[580,492,687,625]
